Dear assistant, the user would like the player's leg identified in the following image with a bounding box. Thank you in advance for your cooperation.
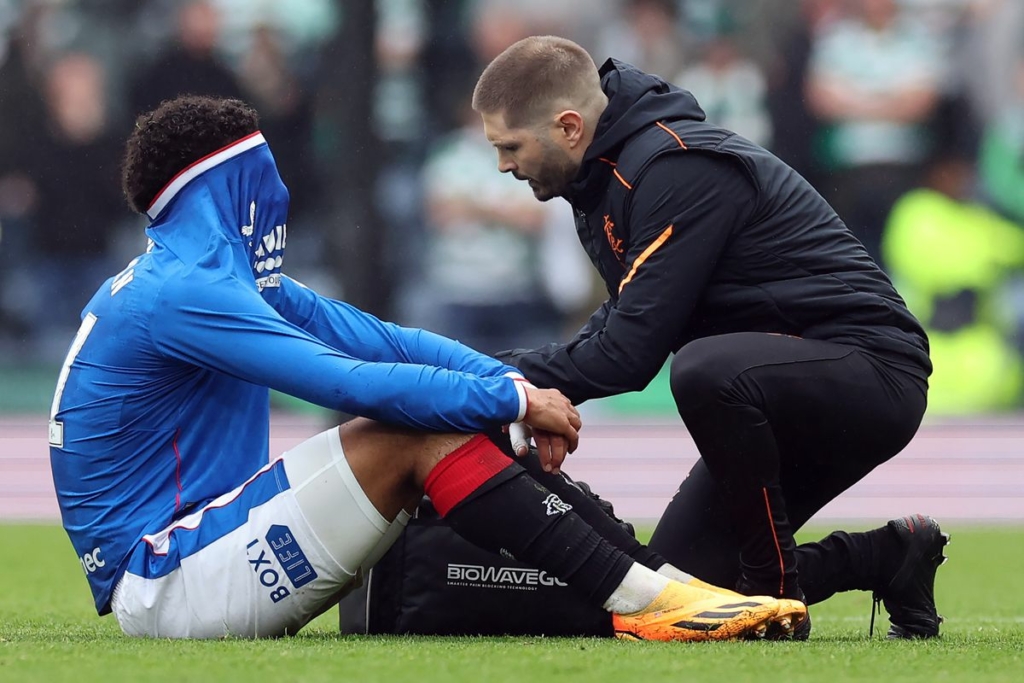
[486,434,811,638]
[377,422,790,642]
[110,424,423,639]
[482,430,811,637]
[487,426,712,584]
[491,436,671,576]
[327,419,794,642]
[112,419,790,640]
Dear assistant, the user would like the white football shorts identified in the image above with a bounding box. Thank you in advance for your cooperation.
[111,427,409,638]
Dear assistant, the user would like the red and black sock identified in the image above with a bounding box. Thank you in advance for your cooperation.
[424,435,634,606]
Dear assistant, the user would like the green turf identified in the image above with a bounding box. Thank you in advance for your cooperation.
[2,524,1022,682]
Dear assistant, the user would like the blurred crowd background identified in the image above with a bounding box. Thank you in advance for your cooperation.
[2,0,1024,418]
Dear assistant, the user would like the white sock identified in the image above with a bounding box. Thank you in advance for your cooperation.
[656,562,696,584]
[602,563,671,615]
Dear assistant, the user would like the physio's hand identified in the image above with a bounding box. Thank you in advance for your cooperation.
[532,429,571,474]
[522,386,581,473]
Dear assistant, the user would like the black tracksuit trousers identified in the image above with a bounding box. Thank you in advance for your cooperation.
[648,332,928,604]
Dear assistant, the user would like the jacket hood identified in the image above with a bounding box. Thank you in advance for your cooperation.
[144,132,289,292]
[587,58,706,159]
[568,59,705,201]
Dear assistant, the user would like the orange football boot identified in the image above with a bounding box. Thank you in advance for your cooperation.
[611,581,780,642]
[685,577,810,639]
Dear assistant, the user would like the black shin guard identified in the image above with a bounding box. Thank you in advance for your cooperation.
[516,450,668,571]
[441,463,634,605]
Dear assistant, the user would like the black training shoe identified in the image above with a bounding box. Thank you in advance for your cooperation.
[872,514,949,639]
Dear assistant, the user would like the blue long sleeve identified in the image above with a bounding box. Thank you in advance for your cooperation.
[151,272,523,431]
[264,276,521,379]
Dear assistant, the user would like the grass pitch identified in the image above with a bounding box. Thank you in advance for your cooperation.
[1,524,1022,683]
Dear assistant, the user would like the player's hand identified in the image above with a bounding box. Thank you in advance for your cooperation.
[507,422,532,456]
[522,386,581,472]
[505,423,568,473]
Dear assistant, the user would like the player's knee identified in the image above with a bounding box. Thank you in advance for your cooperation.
[339,418,418,482]
[408,432,477,486]
[338,417,473,487]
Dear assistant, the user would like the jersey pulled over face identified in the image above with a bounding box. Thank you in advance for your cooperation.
[144,131,290,291]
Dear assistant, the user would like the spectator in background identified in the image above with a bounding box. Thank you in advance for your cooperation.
[420,98,576,355]
[236,24,318,219]
[805,0,944,270]
[593,0,686,78]
[958,0,1024,127]
[884,149,1024,414]
[373,0,431,305]
[25,52,129,358]
[979,54,1024,226]
[128,0,242,116]
[674,14,772,149]
[0,25,47,345]
[402,0,598,331]
[471,0,613,53]
[762,0,845,184]
[0,9,47,180]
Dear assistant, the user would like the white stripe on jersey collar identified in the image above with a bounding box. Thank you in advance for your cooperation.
[146,131,267,221]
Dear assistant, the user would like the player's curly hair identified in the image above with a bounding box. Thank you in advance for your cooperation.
[121,95,260,214]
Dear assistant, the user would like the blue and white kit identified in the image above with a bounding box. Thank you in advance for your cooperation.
[48,133,528,636]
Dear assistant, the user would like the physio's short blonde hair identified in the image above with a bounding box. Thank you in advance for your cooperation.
[472,35,602,128]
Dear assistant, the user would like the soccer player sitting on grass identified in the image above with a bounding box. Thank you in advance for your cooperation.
[47,95,805,641]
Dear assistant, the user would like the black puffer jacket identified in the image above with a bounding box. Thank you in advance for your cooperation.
[499,59,930,404]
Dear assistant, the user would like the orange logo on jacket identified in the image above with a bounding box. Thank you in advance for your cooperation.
[604,214,625,261]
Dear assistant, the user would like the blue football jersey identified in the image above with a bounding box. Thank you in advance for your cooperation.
[48,133,527,613]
